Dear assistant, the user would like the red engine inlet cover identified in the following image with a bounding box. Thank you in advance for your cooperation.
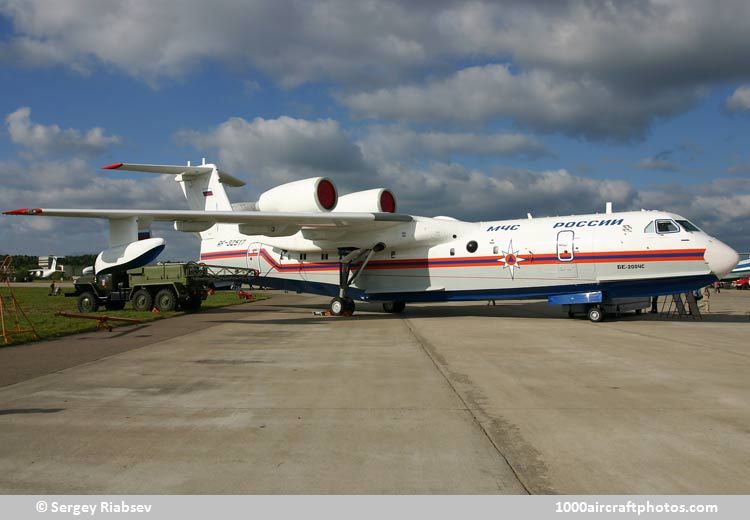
[317,179,337,210]
[380,190,396,213]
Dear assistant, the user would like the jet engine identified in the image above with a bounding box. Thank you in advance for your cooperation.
[334,188,397,213]
[257,177,337,212]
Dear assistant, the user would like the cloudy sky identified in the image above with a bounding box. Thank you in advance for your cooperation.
[1,0,750,259]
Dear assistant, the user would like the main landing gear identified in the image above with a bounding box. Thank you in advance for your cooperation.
[329,296,356,316]
[328,243,385,316]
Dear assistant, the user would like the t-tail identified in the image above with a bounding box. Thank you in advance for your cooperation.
[103,160,244,213]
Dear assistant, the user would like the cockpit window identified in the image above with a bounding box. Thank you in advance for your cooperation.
[676,219,701,232]
[644,221,655,233]
[656,219,679,233]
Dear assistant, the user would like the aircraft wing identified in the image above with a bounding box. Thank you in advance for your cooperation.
[3,208,413,228]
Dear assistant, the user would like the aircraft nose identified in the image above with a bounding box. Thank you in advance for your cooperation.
[704,239,740,279]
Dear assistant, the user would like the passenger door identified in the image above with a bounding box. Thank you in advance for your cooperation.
[556,230,578,278]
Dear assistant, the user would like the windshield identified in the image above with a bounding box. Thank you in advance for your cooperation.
[676,219,701,232]
[656,220,679,233]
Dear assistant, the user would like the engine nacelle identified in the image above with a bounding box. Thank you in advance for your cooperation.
[258,177,337,212]
[95,237,165,275]
[334,188,397,213]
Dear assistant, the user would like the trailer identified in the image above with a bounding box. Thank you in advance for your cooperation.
[548,291,652,322]
[67,262,258,313]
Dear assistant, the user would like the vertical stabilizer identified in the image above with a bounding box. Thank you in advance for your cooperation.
[178,165,233,212]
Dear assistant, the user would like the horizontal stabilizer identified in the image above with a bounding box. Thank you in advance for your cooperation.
[103,162,245,187]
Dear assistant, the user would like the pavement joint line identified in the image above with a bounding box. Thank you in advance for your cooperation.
[401,315,532,495]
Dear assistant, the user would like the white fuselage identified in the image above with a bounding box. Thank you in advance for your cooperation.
[197,210,736,302]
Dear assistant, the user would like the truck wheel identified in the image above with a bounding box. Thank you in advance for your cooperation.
[132,289,153,311]
[77,292,99,313]
[382,301,406,314]
[105,301,125,311]
[155,288,177,312]
[588,305,605,323]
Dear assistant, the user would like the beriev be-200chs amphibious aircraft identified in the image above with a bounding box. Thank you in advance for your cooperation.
[4,161,739,321]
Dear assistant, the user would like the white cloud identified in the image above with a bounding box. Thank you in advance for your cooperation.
[4,1,750,138]
[359,126,552,162]
[176,116,373,190]
[342,64,700,139]
[6,107,121,156]
[725,85,750,112]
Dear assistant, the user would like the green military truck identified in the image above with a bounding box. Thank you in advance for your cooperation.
[68,262,258,313]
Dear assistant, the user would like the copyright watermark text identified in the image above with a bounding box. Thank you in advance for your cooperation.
[35,501,152,516]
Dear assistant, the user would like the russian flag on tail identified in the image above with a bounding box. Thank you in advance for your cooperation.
[203,189,213,197]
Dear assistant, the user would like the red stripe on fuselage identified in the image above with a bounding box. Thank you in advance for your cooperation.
[200,247,706,272]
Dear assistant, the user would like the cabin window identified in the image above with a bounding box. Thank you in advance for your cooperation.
[390,251,396,258]
[299,253,306,261]
[656,219,679,234]
[321,253,329,260]
[493,246,499,255]
[450,248,455,256]
[676,219,701,232]
[644,221,655,233]
[466,240,478,253]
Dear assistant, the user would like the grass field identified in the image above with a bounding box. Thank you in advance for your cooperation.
[0,286,268,346]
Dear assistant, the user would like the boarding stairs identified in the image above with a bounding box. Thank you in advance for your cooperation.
[658,292,702,320]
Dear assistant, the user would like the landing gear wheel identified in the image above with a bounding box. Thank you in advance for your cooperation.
[77,292,99,313]
[155,288,177,312]
[132,289,153,311]
[588,305,605,322]
[342,297,355,316]
[382,301,406,314]
[330,297,346,316]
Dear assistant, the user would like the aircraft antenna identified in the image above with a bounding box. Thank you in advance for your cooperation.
[605,202,613,214]
[0,256,40,345]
